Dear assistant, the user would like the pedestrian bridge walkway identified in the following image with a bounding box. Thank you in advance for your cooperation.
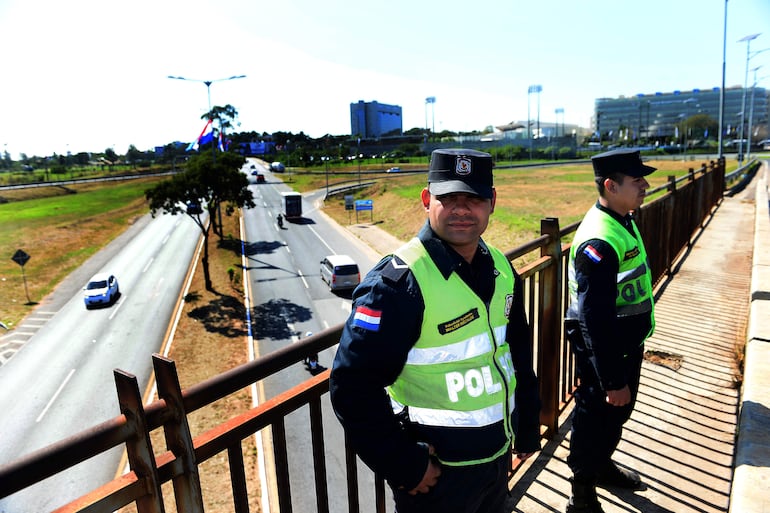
[498,166,762,513]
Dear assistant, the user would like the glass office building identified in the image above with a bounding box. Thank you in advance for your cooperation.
[594,86,768,144]
[350,100,403,139]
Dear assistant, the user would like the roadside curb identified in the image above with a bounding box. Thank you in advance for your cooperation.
[730,161,770,513]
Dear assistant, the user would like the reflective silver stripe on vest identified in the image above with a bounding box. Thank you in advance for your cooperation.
[392,395,516,427]
[405,325,506,365]
[406,333,493,365]
[617,263,647,285]
[617,297,653,317]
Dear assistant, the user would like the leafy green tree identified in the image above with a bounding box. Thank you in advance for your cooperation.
[126,145,144,167]
[145,151,254,291]
[205,104,239,138]
[674,114,718,144]
[104,148,119,168]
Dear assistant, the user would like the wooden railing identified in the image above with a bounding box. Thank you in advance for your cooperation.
[0,157,745,513]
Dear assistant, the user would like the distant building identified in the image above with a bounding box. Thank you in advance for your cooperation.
[350,100,403,139]
[594,86,769,144]
[236,141,275,156]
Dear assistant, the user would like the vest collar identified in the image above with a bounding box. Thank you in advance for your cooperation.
[595,201,635,234]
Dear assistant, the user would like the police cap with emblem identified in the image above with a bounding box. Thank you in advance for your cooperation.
[427,148,494,199]
[591,148,656,178]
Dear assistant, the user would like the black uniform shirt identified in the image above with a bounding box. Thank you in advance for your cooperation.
[573,203,653,390]
[329,221,540,490]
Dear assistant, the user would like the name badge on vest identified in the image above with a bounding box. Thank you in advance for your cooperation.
[438,308,480,335]
[624,247,640,261]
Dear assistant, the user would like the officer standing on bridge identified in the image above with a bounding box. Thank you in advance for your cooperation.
[565,149,656,513]
[330,149,541,513]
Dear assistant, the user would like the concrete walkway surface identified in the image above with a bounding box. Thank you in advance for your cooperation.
[342,162,769,513]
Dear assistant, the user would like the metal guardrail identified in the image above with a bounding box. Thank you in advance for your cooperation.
[0,158,728,512]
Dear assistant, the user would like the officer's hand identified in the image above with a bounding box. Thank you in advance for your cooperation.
[408,445,441,495]
[606,386,631,406]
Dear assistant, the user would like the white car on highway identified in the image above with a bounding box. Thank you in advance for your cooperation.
[83,273,120,308]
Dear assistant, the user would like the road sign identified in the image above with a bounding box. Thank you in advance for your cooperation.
[354,200,373,211]
[354,199,373,223]
[344,195,354,211]
[11,249,30,267]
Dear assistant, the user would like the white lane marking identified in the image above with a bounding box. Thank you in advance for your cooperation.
[37,369,76,423]
[307,226,335,254]
[108,296,125,320]
[299,270,309,289]
[143,257,154,273]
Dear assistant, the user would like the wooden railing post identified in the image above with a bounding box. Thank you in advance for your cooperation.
[152,355,205,513]
[538,218,562,437]
[114,370,165,513]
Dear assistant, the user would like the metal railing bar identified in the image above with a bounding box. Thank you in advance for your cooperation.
[227,443,249,513]
[309,396,330,513]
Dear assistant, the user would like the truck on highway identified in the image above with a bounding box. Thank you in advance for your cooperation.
[271,161,286,173]
[281,191,302,218]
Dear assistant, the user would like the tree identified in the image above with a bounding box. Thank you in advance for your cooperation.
[674,114,718,145]
[104,148,118,168]
[206,104,239,138]
[126,145,143,167]
[145,151,255,291]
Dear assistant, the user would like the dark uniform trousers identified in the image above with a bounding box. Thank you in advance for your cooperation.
[565,321,644,482]
[391,453,510,513]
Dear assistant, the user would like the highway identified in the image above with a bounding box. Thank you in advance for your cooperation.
[0,158,392,511]
[0,209,202,511]
[242,160,390,512]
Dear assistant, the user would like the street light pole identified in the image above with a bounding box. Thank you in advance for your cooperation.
[746,66,761,161]
[425,97,436,140]
[527,85,542,160]
[168,74,246,153]
[167,74,246,233]
[718,0,728,160]
[737,33,760,163]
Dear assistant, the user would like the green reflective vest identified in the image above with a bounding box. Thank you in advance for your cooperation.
[388,238,517,465]
[568,206,655,330]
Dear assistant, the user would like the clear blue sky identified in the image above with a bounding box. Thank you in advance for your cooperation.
[1,0,768,158]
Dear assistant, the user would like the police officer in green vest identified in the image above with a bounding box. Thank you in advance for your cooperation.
[565,149,656,513]
[330,149,541,513]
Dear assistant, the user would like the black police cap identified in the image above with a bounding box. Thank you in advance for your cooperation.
[427,149,494,199]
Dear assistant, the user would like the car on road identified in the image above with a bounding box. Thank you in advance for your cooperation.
[386,167,401,173]
[320,255,360,291]
[252,171,266,183]
[83,273,120,308]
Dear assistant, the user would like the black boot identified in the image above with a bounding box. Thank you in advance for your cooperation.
[566,478,605,513]
[596,461,642,490]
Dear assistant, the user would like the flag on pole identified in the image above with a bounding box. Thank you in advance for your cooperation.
[186,119,214,151]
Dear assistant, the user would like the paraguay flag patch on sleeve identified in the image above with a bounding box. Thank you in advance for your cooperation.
[353,306,382,331]
[583,244,604,263]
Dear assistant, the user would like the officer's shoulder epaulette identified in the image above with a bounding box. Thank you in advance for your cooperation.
[380,254,410,285]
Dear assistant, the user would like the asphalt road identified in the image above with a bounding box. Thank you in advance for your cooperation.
[0,209,202,511]
[0,158,392,512]
[241,162,392,512]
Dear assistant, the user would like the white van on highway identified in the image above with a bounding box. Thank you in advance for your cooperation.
[320,255,360,291]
